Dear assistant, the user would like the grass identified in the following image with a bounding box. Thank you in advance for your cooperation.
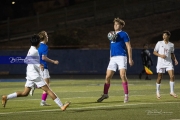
[0,78,180,120]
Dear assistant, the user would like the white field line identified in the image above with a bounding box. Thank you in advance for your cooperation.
[0,102,179,115]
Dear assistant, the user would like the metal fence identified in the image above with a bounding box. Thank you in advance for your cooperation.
[0,0,180,42]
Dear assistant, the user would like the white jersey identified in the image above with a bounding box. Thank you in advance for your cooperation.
[25,46,41,80]
[154,40,174,67]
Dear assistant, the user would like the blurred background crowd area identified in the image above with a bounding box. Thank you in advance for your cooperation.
[0,0,180,50]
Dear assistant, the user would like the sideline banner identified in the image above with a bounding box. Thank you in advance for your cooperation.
[0,56,40,64]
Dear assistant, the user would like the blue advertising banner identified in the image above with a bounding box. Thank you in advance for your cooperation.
[0,56,40,64]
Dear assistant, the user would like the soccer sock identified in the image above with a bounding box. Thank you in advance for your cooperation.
[103,83,110,94]
[170,81,174,93]
[122,82,128,95]
[41,93,48,102]
[7,92,17,99]
[54,97,63,107]
[156,83,160,93]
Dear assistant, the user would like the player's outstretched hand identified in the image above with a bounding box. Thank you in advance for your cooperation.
[53,60,59,65]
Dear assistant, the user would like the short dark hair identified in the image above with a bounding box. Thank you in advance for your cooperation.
[163,30,171,36]
[30,34,40,46]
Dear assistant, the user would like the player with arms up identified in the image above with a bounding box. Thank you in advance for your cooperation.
[30,31,59,106]
[97,18,134,103]
[153,30,178,99]
[2,34,70,111]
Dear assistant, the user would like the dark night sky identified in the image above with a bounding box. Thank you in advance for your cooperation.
[0,0,74,21]
[0,0,46,21]
[0,0,35,20]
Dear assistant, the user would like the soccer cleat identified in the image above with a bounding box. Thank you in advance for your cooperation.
[124,96,129,103]
[29,85,36,96]
[61,102,71,111]
[156,93,161,99]
[97,94,109,102]
[2,95,7,108]
[170,93,178,98]
[40,101,51,106]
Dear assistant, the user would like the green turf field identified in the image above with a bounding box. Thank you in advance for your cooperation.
[0,79,180,120]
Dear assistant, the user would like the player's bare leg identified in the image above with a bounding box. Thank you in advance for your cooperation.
[120,69,129,103]
[97,70,114,102]
[2,87,31,108]
[40,78,51,106]
[168,70,177,98]
[156,73,162,99]
[41,85,70,111]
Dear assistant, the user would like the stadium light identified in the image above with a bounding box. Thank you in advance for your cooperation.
[12,1,15,4]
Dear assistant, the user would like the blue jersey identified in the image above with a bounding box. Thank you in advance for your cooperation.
[38,42,48,69]
[110,31,130,57]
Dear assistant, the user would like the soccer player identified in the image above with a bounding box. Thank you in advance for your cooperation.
[29,31,59,106]
[2,34,70,111]
[97,18,134,103]
[139,44,153,80]
[153,30,178,99]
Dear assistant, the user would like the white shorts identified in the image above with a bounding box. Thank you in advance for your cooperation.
[107,56,127,71]
[40,69,50,79]
[25,77,46,88]
[156,63,174,73]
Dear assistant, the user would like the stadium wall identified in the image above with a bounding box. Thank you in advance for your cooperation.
[0,49,180,75]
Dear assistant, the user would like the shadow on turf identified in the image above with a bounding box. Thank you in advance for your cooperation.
[71,106,151,113]
[69,100,152,112]
[74,100,133,105]
[74,100,123,105]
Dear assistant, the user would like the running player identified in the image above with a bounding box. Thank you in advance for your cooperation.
[153,30,178,99]
[30,31,59,106]
[97,18,134,103]
[2,34,70,111]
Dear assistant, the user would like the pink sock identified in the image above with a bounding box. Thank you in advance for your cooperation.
[104,83,110,94]
[42,93,48,101]
[122,82,128,94]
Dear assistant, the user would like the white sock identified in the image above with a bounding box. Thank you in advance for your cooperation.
[7,92,17,99]
[156,83,160,94]
[54,97,63,107]
[125,94,128,97]
[170,81,175,93]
